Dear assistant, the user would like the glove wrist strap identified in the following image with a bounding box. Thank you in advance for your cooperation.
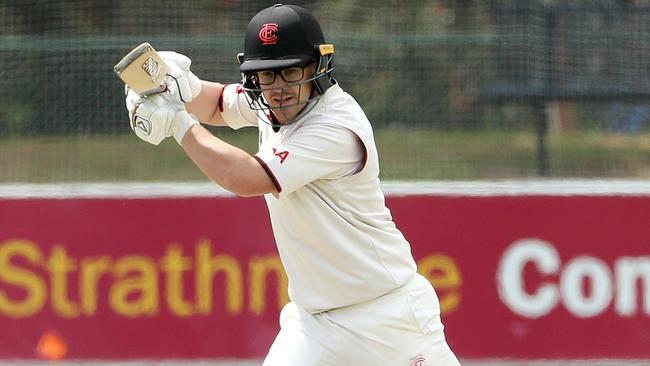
[173,110,199,145]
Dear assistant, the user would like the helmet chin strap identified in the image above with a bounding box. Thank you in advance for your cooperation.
[244,77,324,127]
[271,96,320,129]
[268,85,321,126]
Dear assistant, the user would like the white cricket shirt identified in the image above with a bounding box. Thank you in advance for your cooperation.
[220,83,417,313]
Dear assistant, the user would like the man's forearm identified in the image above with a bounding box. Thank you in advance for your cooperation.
[180,124,276,197]
[186,81,226,126]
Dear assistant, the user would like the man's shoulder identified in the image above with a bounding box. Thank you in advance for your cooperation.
[324,83,354,104]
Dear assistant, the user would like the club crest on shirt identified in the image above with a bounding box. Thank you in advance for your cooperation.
[410,354,428,366]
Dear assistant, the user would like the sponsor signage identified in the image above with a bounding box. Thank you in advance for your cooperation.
[0,194,648,359]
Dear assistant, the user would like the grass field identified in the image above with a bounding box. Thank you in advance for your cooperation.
[0,129,648,182]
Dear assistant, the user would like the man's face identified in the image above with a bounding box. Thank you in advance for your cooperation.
[258,62,316,124]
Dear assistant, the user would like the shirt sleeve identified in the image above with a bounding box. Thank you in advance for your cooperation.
[219,84,259,130]
[255,123,365,196]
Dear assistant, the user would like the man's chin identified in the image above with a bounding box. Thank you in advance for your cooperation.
[273,111,296,124]
[272,105,301,121]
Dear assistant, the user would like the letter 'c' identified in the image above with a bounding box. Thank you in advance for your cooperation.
[497,238,560,318]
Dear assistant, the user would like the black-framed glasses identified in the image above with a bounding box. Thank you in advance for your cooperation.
[256,67,305,85]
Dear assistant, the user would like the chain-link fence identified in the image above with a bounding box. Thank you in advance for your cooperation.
[0,0,648,182]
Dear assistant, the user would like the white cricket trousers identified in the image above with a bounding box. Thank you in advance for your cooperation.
[263,273,461,366]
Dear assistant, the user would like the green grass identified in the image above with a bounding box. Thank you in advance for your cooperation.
[0,129,648,182]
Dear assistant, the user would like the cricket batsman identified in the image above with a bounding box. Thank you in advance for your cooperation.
[119,4,461,365]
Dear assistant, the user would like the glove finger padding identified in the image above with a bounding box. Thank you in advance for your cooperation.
[126,88,169,126]
[131,96,176,146]
[159,51,202,102]
[158,51,191,70]
[125,86,141,108]
[125,86,143,126]
[165,73,193,104]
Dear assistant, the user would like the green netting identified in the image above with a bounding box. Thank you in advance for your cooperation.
[0,0,648,182]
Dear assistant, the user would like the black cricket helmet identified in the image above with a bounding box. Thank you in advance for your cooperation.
[237,4,335,125]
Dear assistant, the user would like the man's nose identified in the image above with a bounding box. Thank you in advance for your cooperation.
[271,73,286,88]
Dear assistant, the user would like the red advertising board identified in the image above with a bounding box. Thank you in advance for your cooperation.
[0,192,649,360]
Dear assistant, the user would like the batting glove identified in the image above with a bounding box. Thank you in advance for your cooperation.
[125,85,140,120]
[159,51,202,104]
[129,93,198,146]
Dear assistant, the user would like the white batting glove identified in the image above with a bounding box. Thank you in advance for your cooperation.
[170,109,200,145]
[129,93,175,145]
[129,93,198,145]
[125,85,140,120]
[159,51,202,103]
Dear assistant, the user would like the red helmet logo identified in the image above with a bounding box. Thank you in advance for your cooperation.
[259,23,279,45]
